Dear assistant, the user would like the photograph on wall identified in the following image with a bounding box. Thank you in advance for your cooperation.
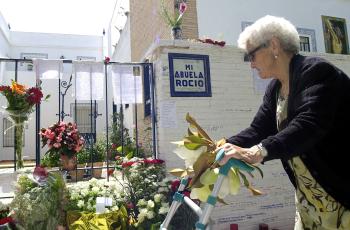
[321,15,349,54]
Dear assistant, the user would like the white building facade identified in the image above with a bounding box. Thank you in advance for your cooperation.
[0,11,109,161]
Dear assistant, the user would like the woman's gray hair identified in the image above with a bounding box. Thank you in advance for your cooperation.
[238,15,300,54]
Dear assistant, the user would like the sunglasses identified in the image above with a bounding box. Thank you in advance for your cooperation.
[245,43,268,62]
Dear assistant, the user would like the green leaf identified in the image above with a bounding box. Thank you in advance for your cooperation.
[200,168,218,185]
[126,151,133,159]
[184,141,203,150]
[185,135,212,146]
[190,151,215,188]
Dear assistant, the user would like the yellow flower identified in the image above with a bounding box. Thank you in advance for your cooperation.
[11,81,26,95]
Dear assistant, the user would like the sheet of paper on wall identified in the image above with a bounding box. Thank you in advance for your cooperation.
[73,61,104,101]
[159,100,177,128]
[251,68,271,94]
[33,59,63,80]
[0,62,5,83]
[111,64,143,104]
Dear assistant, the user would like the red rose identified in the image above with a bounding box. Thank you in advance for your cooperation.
[27,87,43,104]
[0,216,13,225]
[107,169,115,176]
[171,179,181,192]
[0,85,11,92]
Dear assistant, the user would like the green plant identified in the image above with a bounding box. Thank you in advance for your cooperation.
[78,138,106,164]
[109,111,149,159]
[41,152,60,167]
[160,0,187,28]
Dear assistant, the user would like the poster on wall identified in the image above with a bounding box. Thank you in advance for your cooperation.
[321,15,349,54]
[168,53,211,97]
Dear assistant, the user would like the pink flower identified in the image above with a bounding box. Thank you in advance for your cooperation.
[44,129,55,140]
[179,2,187,15]
[53,142,61,148]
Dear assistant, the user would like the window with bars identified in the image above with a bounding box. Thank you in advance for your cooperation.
[3,118,25,147]
[70,103,97,134]
[299,36,311,52]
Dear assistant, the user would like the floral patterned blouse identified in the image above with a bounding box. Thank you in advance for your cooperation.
[276,93,350,230]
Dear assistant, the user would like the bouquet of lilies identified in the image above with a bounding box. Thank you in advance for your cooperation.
[170,113,263,203]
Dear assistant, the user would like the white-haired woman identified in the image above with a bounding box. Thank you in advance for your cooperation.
[220,15,350,229]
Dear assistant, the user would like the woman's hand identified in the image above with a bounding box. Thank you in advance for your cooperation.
[217,144,264,165]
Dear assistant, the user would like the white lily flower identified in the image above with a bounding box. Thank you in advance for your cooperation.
[173,145,207,168]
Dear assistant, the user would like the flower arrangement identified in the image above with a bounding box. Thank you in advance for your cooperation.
[170,113,263,203]
[10,171,67,229]
[40,121,84,170]
[0,80,49,168]
[66,178,124,213]
[160,0,187,29]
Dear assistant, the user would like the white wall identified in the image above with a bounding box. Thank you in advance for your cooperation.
[0,12,10,58]
[148,40,350,230]
[196,0,350,53]
[9,31,103,60]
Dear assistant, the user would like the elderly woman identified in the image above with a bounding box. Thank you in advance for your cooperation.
[220,15,350,229]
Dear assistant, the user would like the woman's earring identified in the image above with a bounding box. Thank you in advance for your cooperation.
[274,55,278,59]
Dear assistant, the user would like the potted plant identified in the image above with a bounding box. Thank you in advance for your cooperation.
[39,121,84,171]
[160,0,187,39]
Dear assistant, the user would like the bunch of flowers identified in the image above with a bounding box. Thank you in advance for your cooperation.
[10,171,67,229]
[134,195,170,229]
[0,80,47,118]
[116,157,166,202]
[160,0,187,28]
[0,80,49,168]
[171,113,263,203]
[66,178,124,213]
[40,121,84,159]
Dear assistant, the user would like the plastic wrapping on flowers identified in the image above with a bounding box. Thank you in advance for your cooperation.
[10,171,67,229]
[170,113,264,203]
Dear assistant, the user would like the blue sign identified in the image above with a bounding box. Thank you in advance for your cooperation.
[168,53,211,97]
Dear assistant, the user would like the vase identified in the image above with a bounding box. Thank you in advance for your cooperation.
[60,154,77,171]
[171,27,182,39]
[7,109,30,169]
[14,123,24,169]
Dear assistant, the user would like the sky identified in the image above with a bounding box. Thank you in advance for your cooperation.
[0,0,117,35]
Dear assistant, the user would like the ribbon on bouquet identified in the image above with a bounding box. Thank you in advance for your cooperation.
[0,106,32,134]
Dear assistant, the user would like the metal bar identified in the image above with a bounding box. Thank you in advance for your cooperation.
[0,58,151,65]
[35,77,41,166]
[149,63,157,158]
[14,60,18,171]
[104,63,109,181]
[134,67,139,157]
